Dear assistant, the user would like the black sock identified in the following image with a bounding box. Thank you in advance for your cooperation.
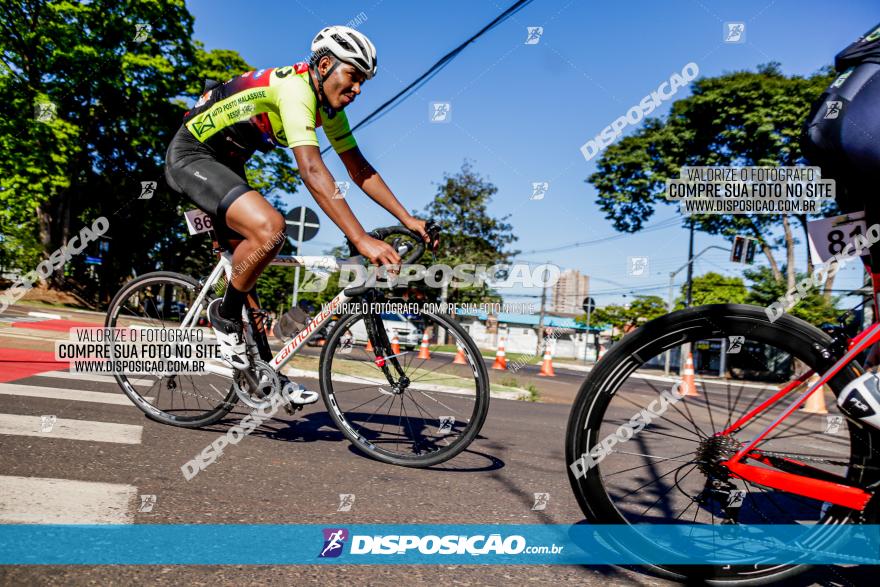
[219,284,248,321]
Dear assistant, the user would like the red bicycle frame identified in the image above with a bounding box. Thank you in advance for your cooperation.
[718,266,880,512]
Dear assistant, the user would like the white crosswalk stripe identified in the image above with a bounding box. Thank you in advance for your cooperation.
[32,370,154,387]
[0,359,149,524]
[0,315,45,324]
[0,476,137,523]
[0,414,142,444]
[0,382,153,405]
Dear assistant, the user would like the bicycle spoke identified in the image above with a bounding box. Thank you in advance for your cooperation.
[602,450,698,478]
[414,389,469,418]
[615,393,706,441]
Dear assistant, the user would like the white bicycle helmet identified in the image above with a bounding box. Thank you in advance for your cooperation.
[311,25,377,79]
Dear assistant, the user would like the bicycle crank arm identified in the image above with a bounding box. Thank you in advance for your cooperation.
[204,362,265,393]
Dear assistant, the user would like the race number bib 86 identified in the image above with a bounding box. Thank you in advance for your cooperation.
[184,209,213,235]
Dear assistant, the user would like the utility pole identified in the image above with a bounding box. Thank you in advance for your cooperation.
[685,219,695,308]
[439,279,449,345]
[536,261,549,355]
[663,244,731,375]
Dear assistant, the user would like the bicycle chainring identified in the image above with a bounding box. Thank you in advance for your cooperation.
[233,359,280,409]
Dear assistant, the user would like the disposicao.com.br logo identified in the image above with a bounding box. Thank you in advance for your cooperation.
[319,528,349,558]
[318,528,562,558]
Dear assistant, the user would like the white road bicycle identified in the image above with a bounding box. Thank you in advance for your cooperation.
[105,225,489,467]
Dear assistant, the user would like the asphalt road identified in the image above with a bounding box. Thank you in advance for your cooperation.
[0,304,870,586]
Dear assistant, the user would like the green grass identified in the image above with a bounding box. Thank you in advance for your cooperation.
[498,376,540,401]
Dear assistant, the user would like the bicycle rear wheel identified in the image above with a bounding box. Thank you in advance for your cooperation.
[105,271,238,428]
[565,304,880,585]
[319,310,490,467]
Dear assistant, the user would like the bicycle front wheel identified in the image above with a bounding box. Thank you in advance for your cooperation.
[319,310,490,467]
[565,304,880,585]
[105,271,238,428]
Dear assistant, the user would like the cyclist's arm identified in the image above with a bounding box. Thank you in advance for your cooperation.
[293,145,369,243]
[338,146,418,227]
[292,145,400,265]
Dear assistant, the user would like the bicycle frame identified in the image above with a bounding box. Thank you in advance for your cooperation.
[177,245,402,383]
[718,266,880,512]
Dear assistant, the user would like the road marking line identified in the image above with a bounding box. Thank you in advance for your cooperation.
[32,370,153,387]
[27,311,62,320]
[0,383,152,405]
[0,414,142,444]
[0,475,137,524]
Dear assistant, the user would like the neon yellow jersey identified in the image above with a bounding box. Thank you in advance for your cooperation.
[183,62,357,157]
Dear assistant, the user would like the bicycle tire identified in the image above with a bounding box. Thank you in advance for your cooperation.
[565,304,880,585]
[105,271,238,428]
[319,311,490,467]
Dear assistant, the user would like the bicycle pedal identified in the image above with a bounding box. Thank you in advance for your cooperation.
[283,402,304,416]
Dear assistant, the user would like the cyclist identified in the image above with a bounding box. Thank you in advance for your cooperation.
[802,23,880,254]
[164,26,437,377]
[802,23,880,396]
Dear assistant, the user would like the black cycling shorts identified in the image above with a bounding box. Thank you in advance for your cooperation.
[164,125,251,243]
[802,62,880,214]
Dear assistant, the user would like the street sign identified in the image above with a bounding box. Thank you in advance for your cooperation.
[285,206,320,309]
[582,297,596,313]
[285,206,320,242]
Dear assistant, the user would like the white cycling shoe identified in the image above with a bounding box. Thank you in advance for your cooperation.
[278,375,320,406]
[207,299,251,371]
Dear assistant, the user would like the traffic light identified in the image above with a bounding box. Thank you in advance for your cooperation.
[744,238,757,264]
[731,236,758,265]
[731,236,745,263]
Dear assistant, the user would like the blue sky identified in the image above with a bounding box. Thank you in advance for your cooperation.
[189,0,879,309]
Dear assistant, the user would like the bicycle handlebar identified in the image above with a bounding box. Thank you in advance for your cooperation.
[343,222,440,297]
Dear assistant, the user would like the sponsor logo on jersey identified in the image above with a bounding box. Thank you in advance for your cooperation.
[190,112,216,137]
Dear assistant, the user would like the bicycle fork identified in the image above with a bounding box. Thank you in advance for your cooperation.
[364,313,408,386]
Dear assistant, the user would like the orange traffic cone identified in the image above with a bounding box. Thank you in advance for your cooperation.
[418,331,431,359]
[391,334,401,355]
[801,374,828,414]
[365,339,373,352]
[491,337,507,370]
[453,342,468,364]
[538,344,555,377]
[679,352,699,397]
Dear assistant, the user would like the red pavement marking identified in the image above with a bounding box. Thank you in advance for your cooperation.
[11,319,100,332]
[0,348,70,383]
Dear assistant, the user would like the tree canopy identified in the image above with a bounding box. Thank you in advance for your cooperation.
[587,63,837,290]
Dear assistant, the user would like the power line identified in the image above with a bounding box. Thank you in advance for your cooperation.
[321,0,535,153]
[516,217,682,257]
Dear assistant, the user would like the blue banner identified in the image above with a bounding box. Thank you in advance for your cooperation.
[1,524,879,565]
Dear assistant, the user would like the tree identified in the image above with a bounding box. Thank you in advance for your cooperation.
[582,295,667,340]
[588,63,837,288]
[676,272,748,307]
[0,0,301,307]
[419,161,519,304]
[744,265,839,326]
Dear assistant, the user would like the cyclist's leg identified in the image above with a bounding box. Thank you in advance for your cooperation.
[219,191,285,298]
[165,130,271,369]
[803,62,880,268]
